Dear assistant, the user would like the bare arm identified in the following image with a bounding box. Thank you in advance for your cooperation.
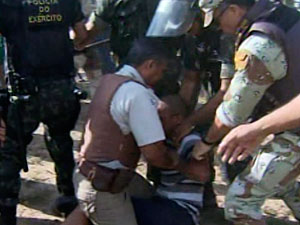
[254,94,300,134]
[179,69,201,111]
[194,33,288,162]
[186,78,231,125]
[175,78,231,142]
[141,141,210,182]
[178,156,210,182]
[140,141,179,170]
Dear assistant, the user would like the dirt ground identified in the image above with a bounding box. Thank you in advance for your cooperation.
[17,92,299,225]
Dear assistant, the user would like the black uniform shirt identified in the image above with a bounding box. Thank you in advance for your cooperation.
[0,0,84,77]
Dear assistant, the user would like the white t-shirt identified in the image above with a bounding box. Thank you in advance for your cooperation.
[110,65,166,147]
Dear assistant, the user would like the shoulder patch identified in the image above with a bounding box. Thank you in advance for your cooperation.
[234,50,250,71]
[235,50,274,85]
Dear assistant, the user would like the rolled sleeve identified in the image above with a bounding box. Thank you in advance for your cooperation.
[216,33,287,127]
[220,63,235,79]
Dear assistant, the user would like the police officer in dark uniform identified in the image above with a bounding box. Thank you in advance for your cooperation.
[0,0,87,224]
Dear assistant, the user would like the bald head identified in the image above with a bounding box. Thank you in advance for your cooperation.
[158,95,188,137]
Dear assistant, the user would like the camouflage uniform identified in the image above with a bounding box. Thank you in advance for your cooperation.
[0,78,80,204]
[225,132,300,223]
[197,0,300,223]
[216,31,300,223]
[0,0,83,222]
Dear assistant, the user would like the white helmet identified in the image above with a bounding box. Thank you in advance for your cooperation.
[198,0,224,27]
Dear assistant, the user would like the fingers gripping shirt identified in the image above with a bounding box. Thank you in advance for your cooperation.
[216,32,287,127]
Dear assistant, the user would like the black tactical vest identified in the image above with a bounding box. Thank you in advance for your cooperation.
[1,0,75,77]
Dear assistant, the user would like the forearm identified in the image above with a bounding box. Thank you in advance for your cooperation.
[141,142,179,170]
[179,69,201,110]
[205,116,232,143]
[176,157,210,182]
[255,94,300,135]
[187,89,225,126]
[185,78,231,127]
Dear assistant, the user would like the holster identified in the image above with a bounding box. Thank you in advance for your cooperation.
[79,160,134,194]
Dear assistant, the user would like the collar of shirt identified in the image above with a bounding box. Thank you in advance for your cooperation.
[116,64,146,85]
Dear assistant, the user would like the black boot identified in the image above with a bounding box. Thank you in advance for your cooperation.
[51,195,78,217]
[0,205,17,225]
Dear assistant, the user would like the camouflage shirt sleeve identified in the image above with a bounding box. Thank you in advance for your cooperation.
[216,32,287,127]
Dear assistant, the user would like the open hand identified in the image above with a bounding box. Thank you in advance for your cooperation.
[217,123,267,164]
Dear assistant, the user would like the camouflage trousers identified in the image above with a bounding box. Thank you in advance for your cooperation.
[225,132,300,224]
[0,77,80,207]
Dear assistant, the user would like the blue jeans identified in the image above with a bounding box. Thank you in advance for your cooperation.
[131,196,195,225]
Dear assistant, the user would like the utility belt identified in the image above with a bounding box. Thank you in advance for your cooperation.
[29,72,75,86]
[7,72,87,100]
[79,159,135,194]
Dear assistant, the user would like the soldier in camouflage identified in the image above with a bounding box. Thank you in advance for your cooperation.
[192,0,300,224]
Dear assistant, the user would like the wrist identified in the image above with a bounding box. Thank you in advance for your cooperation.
[202,137,215,146]
[253,119,273,137]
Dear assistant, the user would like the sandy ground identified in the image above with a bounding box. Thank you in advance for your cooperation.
[16,75,299,225]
